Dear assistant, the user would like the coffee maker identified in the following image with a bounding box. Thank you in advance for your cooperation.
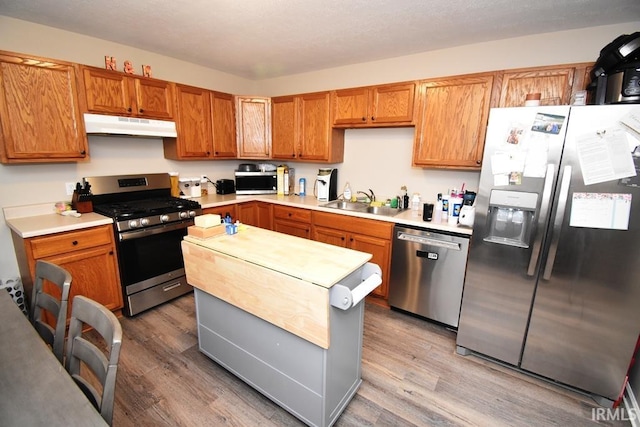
[316,168,338,201]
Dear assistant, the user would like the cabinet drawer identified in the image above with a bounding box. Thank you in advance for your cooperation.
[273,205,311,223]
[30,225,113,259]
[313,211,393,240]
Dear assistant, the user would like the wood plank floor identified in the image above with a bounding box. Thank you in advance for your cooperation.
[103,293,627,426]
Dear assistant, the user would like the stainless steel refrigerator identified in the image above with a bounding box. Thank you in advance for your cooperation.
[456,104,640,405]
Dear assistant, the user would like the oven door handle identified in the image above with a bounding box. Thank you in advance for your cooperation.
[119,221,192,241]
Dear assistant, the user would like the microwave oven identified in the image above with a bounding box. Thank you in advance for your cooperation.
[234,171,277,195]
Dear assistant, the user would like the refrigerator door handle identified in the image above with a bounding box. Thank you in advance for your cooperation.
[527,164,555,276]
[543,165,572,280]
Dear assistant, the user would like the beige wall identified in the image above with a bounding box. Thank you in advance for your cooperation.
[0,16,639,280]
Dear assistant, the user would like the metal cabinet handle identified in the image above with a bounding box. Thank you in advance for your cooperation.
[527,164,554,276]
[72,240,78,246]
[543,165,572,280]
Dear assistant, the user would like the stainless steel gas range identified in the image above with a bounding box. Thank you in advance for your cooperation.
[86,173,202,316]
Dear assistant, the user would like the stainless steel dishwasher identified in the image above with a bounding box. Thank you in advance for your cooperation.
[388,225,470,328]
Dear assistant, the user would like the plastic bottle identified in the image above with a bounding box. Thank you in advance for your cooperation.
[449,188,463,225]
[411,193,421,216]
[343,182,352,201]
[442,192,449,220]
[434,193,443,222]
[299,178,306,196]
[403,191,410,209]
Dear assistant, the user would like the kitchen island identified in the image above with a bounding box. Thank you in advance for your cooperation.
[182,225,381,427]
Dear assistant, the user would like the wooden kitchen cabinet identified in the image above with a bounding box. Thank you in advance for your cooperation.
[237,201,273,229]
[0,50,88,163]
[413,73,494,170]
[271,92,345,163]
[236,96,271,159]
[210,91,238,158]
[13,225,123,314]
[332,82,415,127]
[312,211,393,299]
[496,63,593,107]
[163,86,237,159]
[164,83,212,159]
[273,205,311,239]
[203,205,237,222]
[80,65,174,120]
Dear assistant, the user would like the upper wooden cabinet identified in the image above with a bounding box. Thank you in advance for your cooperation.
[413,73,494,170]
[163,86,236,160]
[80,66,174,120]
[332,82,415,127]
[497,63,592,107]
[211,91,237,158]
[272,92,345,163]
[0,51,88,163]
[236,96,271,159]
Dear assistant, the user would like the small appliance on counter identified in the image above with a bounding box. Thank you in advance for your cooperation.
[588,32,640,104]
[235,168,277,195]
[179,177,201,198]
[316,168,338,201]
[215,179,235,195]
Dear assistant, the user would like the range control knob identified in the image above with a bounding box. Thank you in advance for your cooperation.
[179,211,188,219]
[140,218,150,227]
[188,210,197,218]
[128,219,140,229]
[160,214,170,223]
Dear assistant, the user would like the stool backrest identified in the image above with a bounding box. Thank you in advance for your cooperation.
[30,260,72,363]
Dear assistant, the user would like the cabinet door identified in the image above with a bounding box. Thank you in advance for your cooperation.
[273,219,310,239]
[370,82,415,125]
[211,91,237,158]
[271,96,298,160]
[332,87,369,126]
[256,202,273,230]
[298,92,332,161]
[134,78,174,119]
[203,205,237,222]
[45,245,123,312]
[236,202,257,226]
[236,96,271,159]
[81,67,133,115]
[168,84,213,158]
[0,53,88,163]
[349,233,391,298]
[498,66,575,107]
[413,74,493,169]
[312,226,348,247]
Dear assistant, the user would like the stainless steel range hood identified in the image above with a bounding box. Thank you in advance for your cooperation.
[83,113,177,138]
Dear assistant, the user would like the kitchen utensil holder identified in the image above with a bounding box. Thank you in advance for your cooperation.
[71,191,93,213]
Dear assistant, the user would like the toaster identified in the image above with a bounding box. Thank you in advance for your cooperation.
[216,179,235,194]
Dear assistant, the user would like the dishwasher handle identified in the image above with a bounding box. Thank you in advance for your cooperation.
[397,232,461,251]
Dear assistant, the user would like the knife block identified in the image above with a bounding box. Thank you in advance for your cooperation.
[71,191,93,213]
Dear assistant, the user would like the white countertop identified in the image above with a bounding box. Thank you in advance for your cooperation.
[3,194,472,239]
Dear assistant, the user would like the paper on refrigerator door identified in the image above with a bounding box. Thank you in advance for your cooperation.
[576,127,636,185]
[570,192,632,230]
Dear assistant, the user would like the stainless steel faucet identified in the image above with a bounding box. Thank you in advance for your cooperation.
[357,189,376,202]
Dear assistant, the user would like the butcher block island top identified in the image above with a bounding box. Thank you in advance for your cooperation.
[182,224,378,427]
[183,224,371,288]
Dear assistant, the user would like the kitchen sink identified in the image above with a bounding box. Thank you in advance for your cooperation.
[321,200,404,217]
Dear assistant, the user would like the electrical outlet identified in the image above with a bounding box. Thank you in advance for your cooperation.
[65,182,76,196]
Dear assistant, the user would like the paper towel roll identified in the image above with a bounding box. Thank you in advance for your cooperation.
[350,274,382,306]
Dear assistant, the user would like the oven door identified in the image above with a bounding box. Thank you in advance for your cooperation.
[117,220,193,315]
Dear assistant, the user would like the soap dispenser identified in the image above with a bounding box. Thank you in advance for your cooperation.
[343,182,352,201]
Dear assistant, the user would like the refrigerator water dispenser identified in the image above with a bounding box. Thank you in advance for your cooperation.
[484,190,538,248]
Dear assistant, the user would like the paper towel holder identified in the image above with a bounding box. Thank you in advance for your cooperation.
[329,262,382,310]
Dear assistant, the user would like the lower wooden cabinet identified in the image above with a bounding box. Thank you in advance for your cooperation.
[236,201,273,229]
[311,211,393,299]
[13,224,123,315]
[203,204,237,222]
[273,205,311,239]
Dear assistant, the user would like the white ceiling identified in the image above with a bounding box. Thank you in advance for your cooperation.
[1,0,639,80]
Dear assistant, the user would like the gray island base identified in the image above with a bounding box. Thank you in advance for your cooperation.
[182,225,380,426]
